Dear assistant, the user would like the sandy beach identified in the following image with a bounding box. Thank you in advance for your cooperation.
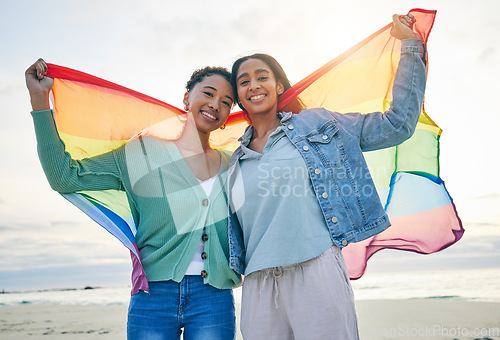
[1,300,498,339]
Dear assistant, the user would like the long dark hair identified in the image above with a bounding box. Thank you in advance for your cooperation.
[230,53,304,114]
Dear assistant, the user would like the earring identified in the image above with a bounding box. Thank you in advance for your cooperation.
[183,100,189,111]
[220,124,226,130]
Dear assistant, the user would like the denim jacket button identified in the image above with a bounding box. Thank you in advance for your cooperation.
[314,168,321,175]
[342,240,348,246]
[287,124,294,130]
[331,216,338,223]
[322,192,328,199]
[303,145,309,151]
[322,134,328,140]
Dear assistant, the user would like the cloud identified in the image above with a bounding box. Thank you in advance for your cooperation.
[0,262,132,291]
[50,220,81,227]
[0,220,128,274]
[470,192,500,200]
[453,193,500,227]
[477,47,497,65]
[468,222,500,228]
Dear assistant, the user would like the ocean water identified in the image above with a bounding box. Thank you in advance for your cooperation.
[1,268,499,306]
[0,286,131,306]
[351,267,500,302]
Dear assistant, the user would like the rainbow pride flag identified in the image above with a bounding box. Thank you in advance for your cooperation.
[45,9,463,289]
[279,9,463,278]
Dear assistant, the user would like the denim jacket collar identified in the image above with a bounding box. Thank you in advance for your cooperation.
[277,111,293,122]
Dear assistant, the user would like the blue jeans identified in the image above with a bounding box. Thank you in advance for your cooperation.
[127,276,235,340]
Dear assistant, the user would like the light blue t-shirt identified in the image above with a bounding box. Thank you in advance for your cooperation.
[231,125,333,275]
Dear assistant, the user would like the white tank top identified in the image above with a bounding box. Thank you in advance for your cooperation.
[184,175,216,275]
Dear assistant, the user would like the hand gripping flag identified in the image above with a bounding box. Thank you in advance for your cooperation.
[45,8,463,293]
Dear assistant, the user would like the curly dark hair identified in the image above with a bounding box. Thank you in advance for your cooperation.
[185,66,232,92]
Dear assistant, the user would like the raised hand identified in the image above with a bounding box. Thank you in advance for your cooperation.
[25,58,53,111]
[390,14,421,40]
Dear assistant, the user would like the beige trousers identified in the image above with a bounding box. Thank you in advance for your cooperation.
[240,245,359,340]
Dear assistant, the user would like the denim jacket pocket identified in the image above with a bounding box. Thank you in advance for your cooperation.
[307,122,345,168]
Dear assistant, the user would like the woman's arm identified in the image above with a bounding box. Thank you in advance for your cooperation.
[26,59,124,193]
[337,15,427,152]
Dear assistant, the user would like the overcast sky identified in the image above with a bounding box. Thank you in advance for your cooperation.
[1,0,499,291]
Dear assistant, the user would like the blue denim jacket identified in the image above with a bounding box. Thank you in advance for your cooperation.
[227,39,426,274]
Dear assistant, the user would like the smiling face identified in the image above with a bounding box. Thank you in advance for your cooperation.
[235,58,284,117]
[183,74,234,133]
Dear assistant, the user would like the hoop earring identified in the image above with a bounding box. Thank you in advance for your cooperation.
[220,124,226,130]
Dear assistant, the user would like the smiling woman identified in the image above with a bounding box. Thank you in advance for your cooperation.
[226,14,428,340]
[184,68,234,134]
[25,59,241,340]
[232,54,290,124]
